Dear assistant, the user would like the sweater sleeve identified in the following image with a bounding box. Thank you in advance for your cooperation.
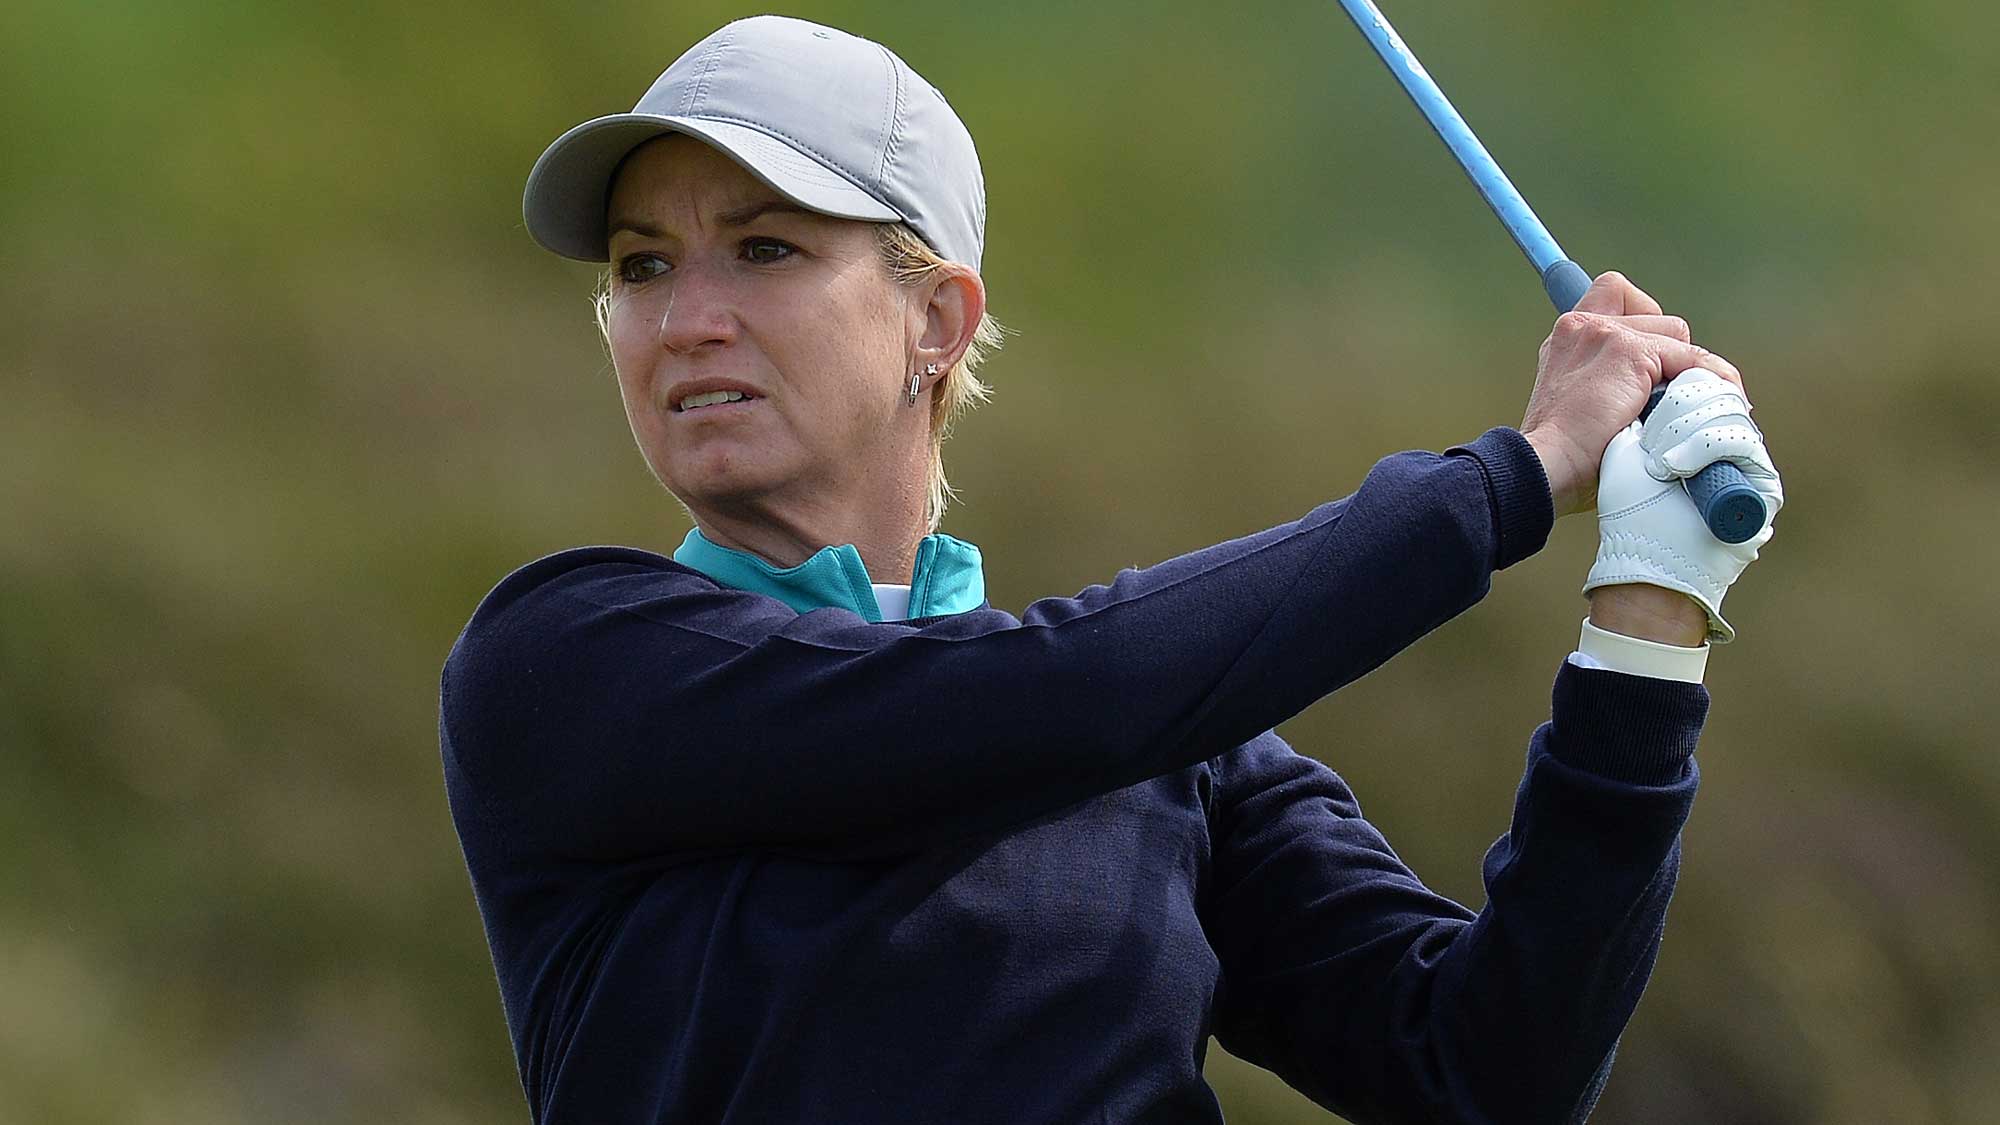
[440,428,1551,860]
[1206,662,1706,1125]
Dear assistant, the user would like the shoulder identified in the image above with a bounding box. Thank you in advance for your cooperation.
[442,545,719,692]
[468,543,705,623]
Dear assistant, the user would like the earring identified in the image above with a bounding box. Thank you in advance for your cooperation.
[909,363,939,406]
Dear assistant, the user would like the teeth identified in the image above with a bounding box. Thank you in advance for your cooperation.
[679,389,750,411]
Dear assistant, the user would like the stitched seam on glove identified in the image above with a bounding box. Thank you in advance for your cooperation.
[1595,536,1729,603]
[1599,486,1681,522]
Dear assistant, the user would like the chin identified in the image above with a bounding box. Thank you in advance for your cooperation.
[662,453,791,513]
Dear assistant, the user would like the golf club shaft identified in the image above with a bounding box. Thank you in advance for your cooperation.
[1333,0,1766,544]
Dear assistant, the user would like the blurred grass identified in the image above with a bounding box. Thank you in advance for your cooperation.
[4,1,1997,1121]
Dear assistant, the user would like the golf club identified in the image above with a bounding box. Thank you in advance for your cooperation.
[1334,0,1768,544]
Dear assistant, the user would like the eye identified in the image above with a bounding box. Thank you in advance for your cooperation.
[617,253,670,284]
[742,237,796,264]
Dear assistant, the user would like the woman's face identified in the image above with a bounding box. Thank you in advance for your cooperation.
[603,134,920,523]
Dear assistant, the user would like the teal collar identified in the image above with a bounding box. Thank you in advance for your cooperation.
[671,528,986,622]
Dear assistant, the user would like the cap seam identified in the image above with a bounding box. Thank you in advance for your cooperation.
[684,26,734,114]
[874,44,906,187]
[684,113,907,218]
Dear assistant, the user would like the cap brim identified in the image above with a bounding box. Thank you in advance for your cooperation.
[522,114,904,262]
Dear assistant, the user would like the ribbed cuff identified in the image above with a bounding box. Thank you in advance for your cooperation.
[1546,661,1709,785]
[1446,427,1554,571]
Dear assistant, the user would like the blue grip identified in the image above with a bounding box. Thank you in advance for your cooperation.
[1638,388,1768,544]
[1541,260,1593,315]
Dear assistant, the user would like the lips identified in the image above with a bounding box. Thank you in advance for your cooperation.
[676,389,756,412]
[667,379,765,413]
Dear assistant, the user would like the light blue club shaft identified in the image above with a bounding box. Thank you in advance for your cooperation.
[1333,0,1767,544]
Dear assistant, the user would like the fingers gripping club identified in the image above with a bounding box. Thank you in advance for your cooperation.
[1636,386,1767,543]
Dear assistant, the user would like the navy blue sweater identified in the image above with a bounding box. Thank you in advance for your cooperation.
[439,428,1707,1124]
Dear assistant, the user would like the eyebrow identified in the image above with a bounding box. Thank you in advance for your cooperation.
[608,200,818,239]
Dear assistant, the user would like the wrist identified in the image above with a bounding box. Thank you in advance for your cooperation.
[1587,584,1708,647]
[1522,427,1586,517]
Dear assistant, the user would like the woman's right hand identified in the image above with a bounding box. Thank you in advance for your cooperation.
[1518,271,1745,518]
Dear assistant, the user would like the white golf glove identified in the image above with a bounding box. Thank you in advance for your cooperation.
[1583,369,1784,644]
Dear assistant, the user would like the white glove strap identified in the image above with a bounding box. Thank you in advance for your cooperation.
[1577,617,1709,684]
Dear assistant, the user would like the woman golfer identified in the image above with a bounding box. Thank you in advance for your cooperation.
[442,15,1782,1124]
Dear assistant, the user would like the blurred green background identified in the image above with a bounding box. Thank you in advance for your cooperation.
[5,0,1996,1121]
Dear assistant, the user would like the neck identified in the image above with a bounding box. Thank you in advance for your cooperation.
[678,408,941,582]
[688,481,929,585]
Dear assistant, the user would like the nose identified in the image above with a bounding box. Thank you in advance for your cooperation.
[654,260,738,355]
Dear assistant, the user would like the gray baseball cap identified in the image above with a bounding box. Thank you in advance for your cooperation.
[523,15,985,269]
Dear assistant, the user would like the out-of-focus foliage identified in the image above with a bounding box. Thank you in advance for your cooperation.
[5,0,1996,1121]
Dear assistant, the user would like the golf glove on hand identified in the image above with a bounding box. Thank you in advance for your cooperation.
[1582,368,1784,644]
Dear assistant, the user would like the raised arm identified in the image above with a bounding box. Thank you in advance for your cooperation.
[439,429,1551,860]
[1206,663,1705,1124]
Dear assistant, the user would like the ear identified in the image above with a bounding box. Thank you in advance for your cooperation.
[910,267,985,390]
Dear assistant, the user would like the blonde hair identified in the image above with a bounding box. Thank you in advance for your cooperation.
[590,221,1005,533]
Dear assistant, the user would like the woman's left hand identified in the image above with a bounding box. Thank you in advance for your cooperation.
[1582,370,1782,646]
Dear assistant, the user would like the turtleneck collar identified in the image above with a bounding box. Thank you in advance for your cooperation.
[671,528,986,622]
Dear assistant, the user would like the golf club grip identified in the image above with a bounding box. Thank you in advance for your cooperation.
[1547,260,1766,544]
[1637,387,1767,545]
